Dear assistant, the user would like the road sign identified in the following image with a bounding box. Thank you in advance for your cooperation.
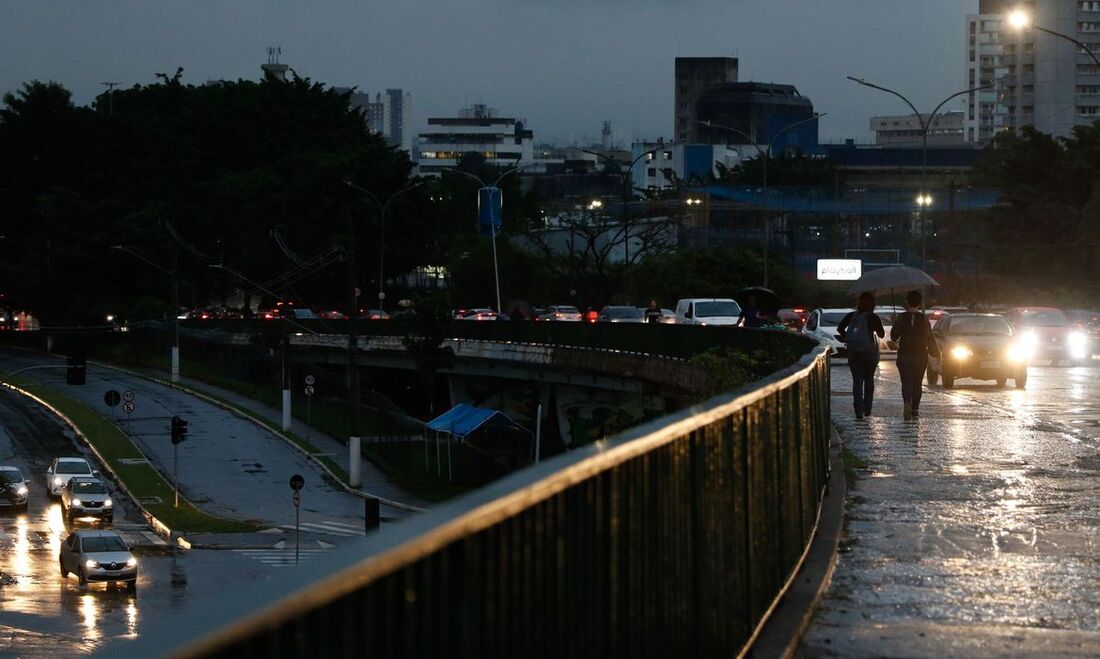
[122,401,135,414]
[304,385,315,397]
[292,491,300,507]
[104,390,121,408]
[289,474,305,491]
[122,390,135,403]
[304,374,316,386]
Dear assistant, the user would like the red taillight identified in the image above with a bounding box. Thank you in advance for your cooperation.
[793,308,805,313]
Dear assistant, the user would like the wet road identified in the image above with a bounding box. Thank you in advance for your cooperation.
[0,388,365,656]
[802,360,1100,656]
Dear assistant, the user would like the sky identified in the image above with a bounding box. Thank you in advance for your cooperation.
[1,0,970,145]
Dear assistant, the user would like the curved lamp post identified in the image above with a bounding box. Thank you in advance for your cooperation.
[342,180,424,313]
[1008,9,1100,68]
[846,77,993,271]
[698,113,825,287]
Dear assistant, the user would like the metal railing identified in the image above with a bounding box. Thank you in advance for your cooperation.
[123,342,831,659]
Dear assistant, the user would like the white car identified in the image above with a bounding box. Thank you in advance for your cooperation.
[59,529,137,591]
[46,457,94,497]
[542,305,582,321]
[0,465,30,513]
[61,477,114,523]
[804,307,893,354]
[674,298,743,326]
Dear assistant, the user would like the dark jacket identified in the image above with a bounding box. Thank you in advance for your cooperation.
[890,310,940,360]
[836,311,885,344]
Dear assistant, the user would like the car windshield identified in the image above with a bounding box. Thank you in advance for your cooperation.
[80,536,127,553]
[73,481,107,494]
[821,312,850,326]
[695,301,741,317]
[949,317,1012,336]
[606,307,643,319]
[57,461,91,474]
[1018,311,1068,327]
[0,471,22,485]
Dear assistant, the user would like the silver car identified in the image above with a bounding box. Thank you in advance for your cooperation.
[0,466,29,513]
[46,457,94,497]
[59,529,137,591]
[61,476,114,523]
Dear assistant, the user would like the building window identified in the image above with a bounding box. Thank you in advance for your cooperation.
[647,167,657,177]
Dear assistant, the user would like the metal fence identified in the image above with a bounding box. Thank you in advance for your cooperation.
[140,343,831,659]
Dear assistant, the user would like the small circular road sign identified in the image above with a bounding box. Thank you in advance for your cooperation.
[304,374,316,386]
[104,390,121,408]
[122,390,136,403]
[289,474,305,491]
[122,401,136,415]
[304,385,315,397]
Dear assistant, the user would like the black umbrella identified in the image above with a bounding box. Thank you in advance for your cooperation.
[736,287,780,315]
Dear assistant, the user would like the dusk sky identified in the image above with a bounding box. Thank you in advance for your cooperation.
[3,1,968,145]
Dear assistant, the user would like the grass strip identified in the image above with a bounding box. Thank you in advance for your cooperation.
[9,378,257,534]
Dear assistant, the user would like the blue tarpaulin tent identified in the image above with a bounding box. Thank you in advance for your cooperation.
[426,404,529,441]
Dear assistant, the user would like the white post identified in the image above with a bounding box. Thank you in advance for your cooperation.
[534,403,542,464]
[349,436,362,487]
[171,346,180,384]
[282,389,292,431]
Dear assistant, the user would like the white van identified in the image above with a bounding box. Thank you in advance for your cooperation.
[674,298,742,326]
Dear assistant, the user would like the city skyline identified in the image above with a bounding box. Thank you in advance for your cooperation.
[3,0,967,144]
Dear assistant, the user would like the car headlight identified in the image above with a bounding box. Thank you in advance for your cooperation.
[16,485,27,496]
[86,560,98,569]
[950,346,973,360]
[1068,331,1088,358]
[126,557,137,567]
[53,477,62,486]
[1007,343,1030,362]
[103,498,112,507]
[71,498,82,507]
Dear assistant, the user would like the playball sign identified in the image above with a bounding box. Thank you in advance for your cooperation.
[816,259,862,281]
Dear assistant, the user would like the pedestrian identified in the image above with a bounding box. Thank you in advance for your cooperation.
[644,299,663,324]
[738,294,764,328]
[890,290,940,421]
[836,292,885,420]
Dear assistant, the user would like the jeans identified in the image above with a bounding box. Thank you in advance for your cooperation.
[896,356,928,411]
[848,351,879,415]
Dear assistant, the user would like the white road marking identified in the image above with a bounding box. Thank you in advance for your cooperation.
[233,548,329,567]
[279,521,363,537]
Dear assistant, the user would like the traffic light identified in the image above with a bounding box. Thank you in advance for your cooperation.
[171,416,189,444]
[66,355,86,385]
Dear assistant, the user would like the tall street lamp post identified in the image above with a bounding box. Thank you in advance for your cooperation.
[699,113,825,288]
[1008,9,1100,68]
[342,181,425,313]
[846,77,993,271]
[111,244,180,384]
[450,165,535,313]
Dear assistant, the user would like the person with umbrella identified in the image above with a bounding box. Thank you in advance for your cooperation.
[736,287,779,329]
[836,292,886,420]
[890,290,940,421]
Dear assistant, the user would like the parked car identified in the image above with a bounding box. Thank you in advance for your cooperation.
[46,457,94,497]
[542,305,583,322]
[598,306,645,323]
[1004,307,1090,365]
[0,466,29,512]
[61,476,114,523]
[802,308,853,355]
[927,313,1028,389]
[673,298,742,326]
[59,529,137,591]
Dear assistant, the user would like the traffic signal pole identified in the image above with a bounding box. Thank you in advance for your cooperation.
[173,443,179,508]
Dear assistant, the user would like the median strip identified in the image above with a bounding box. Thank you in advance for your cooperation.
[2,378,257,534]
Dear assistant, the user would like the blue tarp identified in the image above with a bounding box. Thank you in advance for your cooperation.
[426,404,529,440]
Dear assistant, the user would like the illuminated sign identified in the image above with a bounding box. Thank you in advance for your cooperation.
[817,259,862,281]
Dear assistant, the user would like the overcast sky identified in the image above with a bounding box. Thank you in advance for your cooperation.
[2,1,969,145]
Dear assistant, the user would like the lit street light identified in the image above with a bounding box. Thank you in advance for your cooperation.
[699,113,825,288]
[1008,8,1100,68]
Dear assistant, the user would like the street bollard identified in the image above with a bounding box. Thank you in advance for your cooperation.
[365,497,380,533]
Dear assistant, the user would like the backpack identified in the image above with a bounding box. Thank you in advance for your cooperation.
[846,312,878,355]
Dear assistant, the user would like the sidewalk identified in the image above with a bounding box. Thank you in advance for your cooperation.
[801,363,1100,656]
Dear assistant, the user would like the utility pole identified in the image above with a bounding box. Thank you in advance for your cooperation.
[346,215,362,488]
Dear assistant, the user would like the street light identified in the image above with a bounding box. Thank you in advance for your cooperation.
[112,245,180,384]
[341,180,424,313]
[699,113,825,287]
[449,164,537,313]
[846,77,993,271]
[1007,8,1100,68]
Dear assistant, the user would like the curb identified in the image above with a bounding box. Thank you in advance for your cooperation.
[747,426,847,658]
[0,380,189,550]
[90,360,425,513]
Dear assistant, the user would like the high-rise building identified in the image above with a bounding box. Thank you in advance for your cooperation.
[965,0,1100,143]
[384,89,413,153]
[692,82,818,150]
[674,57,739,142]
[417,104,535,176]
[871,112,966,146]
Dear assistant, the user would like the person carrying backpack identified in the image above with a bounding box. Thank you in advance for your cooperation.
[837,292,886,419]
[890,290,940,421]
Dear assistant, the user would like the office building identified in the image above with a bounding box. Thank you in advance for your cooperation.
[337,88,413,152]
[675,57,739,142]
[965,0,1100,142]
[418,104,535,176]
[692,82,818,151]
[871,112,966,146]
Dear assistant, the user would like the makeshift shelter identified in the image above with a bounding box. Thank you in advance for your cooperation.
[425,404,533,480]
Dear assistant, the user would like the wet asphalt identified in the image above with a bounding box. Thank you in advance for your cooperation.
[802,359,1100,657]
